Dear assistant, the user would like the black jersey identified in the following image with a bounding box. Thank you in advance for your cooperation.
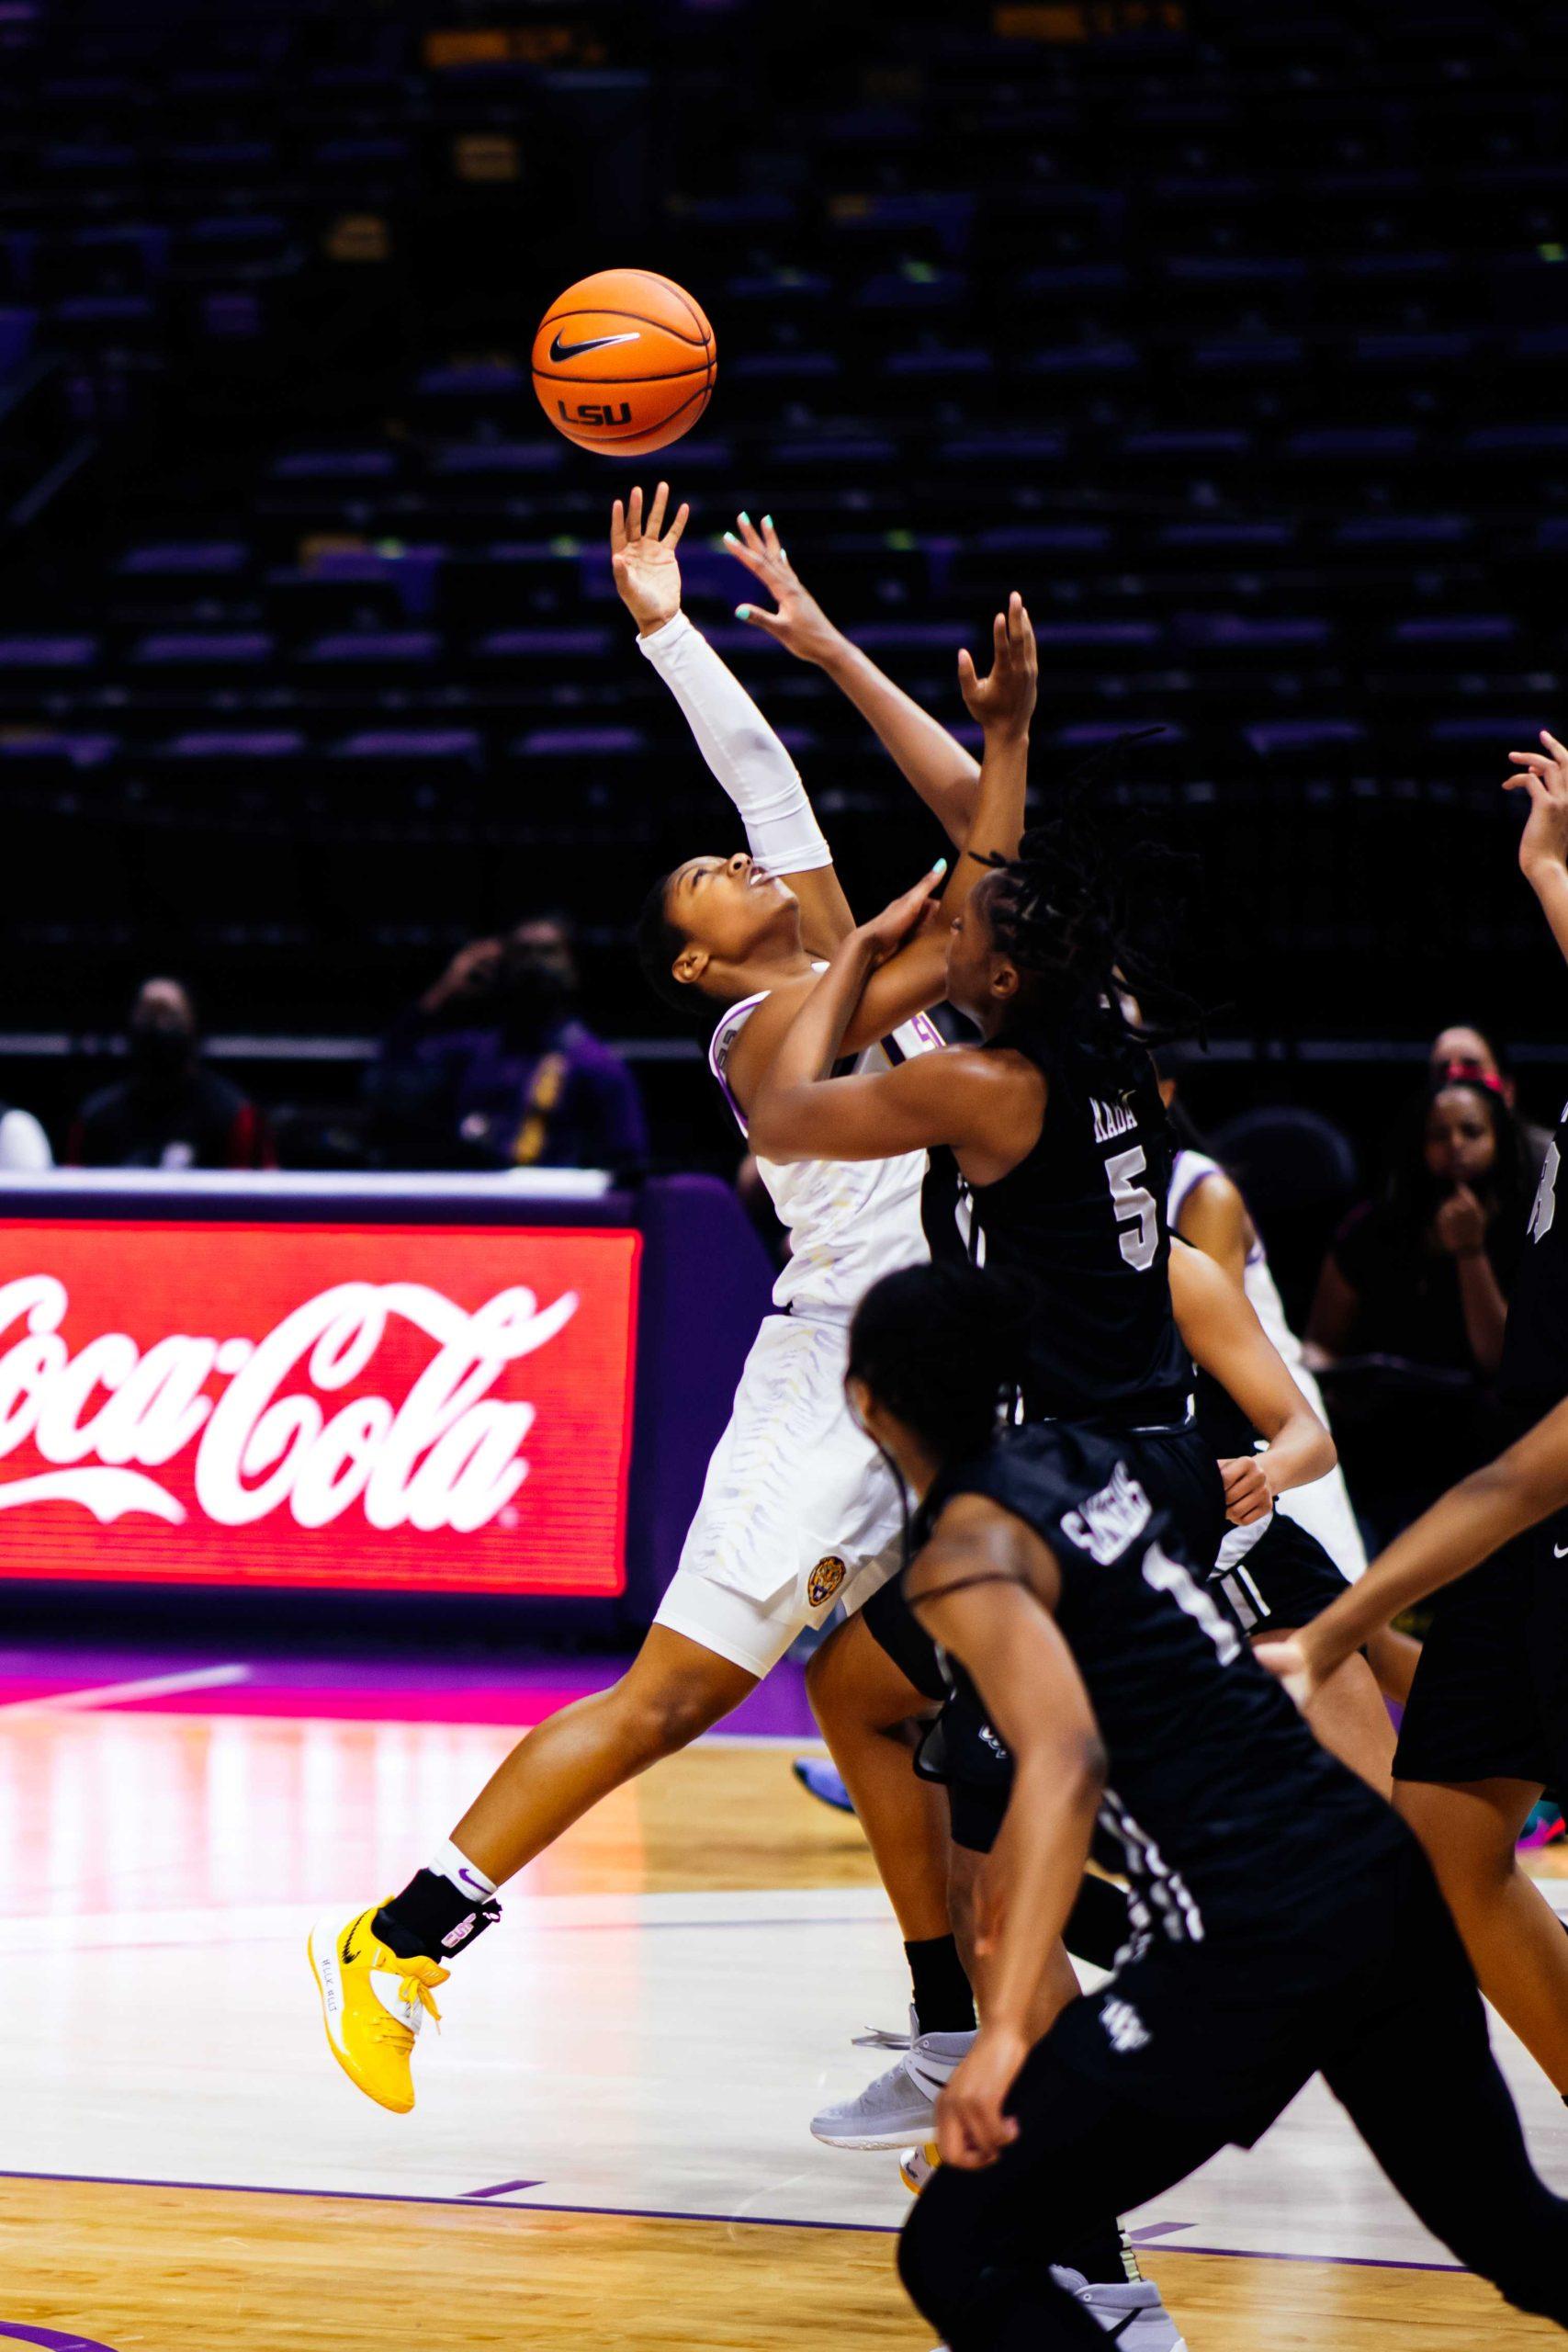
[1498,1096,1568,1417]
[913,1422,1404,1954]
[922,1024,1191,1424]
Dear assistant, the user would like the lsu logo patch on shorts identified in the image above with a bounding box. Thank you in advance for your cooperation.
[808,1555,848,1609]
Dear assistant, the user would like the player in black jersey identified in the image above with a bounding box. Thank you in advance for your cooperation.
[840,1261,1568,2350]
[1262,730,1568,2103]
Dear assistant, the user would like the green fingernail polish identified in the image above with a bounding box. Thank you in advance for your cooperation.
[736,605,750,619]
[739,511,750,525]
[723,531,738,544]
[762,514,773,527]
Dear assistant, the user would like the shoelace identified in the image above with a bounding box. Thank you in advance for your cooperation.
[365,1972,444,2046]
[852,2024,912,2052]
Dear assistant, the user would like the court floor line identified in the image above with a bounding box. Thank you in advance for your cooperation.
[0,1664,250,1714]
[0,2167,1469,2271]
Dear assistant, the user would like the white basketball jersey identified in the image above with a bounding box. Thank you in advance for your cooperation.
[1168,1147,1366,1577]
[710,989,938,1318]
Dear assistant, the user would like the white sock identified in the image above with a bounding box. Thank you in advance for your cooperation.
[427,1837,499,1904]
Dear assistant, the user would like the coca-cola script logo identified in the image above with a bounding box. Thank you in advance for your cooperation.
[0,1222,639,1593]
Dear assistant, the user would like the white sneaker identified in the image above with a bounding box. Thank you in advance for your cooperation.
[811,2007,976,2150]
[1050,2267,1189,2350]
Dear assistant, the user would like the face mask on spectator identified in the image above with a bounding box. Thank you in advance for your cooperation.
[127,1018,195,1089]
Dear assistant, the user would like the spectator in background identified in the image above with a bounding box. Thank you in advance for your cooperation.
[368,914,648,1172]
[68,978,275,1171]
[1306,1072,1533,1542]
[1428,1021,1553,1178]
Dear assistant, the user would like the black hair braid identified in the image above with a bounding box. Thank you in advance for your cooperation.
[846,1262,1033,1466]
[976,731,1203,1056]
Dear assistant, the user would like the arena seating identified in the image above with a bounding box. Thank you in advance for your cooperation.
[0,0,1564,1076]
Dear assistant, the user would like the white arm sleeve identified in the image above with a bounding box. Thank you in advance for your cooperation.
[637,610,832,874]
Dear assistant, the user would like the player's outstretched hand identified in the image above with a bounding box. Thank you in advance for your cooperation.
[852,859,949,967]
[936,2025,1027,2170]
[610,481,691,637]
[958,592,1037,741]
[724,512,842,665]
[1254,1635,1319,1713]
[1505,729,1568,887]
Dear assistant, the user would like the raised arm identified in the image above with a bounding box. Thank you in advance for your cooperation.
[1258,1394,1568,1704]
[739,599,1037,1136]
[1170,1238,1337,1523]
[612,483,855,957]
[1506,728,1568,968]
[724,512,982,847]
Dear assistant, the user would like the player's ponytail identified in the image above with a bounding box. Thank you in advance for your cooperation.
[846,1261,1031,1465]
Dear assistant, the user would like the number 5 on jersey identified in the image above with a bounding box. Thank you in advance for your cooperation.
[1106,1145,1159,1271]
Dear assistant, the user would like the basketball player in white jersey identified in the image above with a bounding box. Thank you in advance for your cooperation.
[307,485,1037,2115]
[1161,1069,1424,1705]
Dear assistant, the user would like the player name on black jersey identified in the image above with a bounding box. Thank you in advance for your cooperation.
[1089,1093,1140,1146]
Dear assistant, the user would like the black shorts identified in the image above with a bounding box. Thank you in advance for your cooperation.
[1393,1499,1568,1791]
[859,1564,947,1703]
[881,1418,1230,1856]
[1211,1509,1351,1636]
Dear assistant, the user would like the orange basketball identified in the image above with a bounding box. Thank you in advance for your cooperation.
[532,267,716,456]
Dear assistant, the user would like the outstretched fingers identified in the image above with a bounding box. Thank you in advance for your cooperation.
[723,527,770,580]
[610,497,627,554]
[625,482,644,541]
[646,480,670,538]
[666,499,691,549]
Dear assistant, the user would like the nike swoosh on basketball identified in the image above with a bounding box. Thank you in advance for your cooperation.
[547,330,640,363]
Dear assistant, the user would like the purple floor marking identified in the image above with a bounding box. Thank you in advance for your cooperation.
[0,2331,120,2351]
[0,2167,1469,2269]
[0,1643,821,1737]
[463,2178,543,2200]
[1128,2221,1192,2243]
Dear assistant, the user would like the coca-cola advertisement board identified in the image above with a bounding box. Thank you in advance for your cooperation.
[0,1220,640,1593]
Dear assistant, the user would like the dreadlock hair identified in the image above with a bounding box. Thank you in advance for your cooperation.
[974,733,1202,1060]
[635,868,700,1020]
[847,1261,1033,1466]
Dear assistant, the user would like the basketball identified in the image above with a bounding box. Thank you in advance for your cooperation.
[532,267,716,456]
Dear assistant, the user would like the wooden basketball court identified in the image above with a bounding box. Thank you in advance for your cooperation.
[1,1701,1564,2351]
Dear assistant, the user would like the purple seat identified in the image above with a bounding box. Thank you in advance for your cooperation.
[300,631,440,664]
[515,728,646,757]
[1335,515,1471,546]
[1391,616,1516,646]
[338,731,482,759]
[1157,521,1295,549]
[0,634,96,667]
[1287,427,1419,458]
[1245,720,1366,757]
[118,541,249,576]
[164,731,304,757]
[1179,616,1331,651]
[1429,717,1549,744]
[131,632,273,665]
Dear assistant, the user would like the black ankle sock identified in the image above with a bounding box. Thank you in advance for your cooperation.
[374,1868,501,1962]
[906,1933,976,2034]
[1063,1873,1132,1972]
[1054,2218,1138,2288]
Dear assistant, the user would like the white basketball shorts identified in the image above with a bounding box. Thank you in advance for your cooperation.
[653,1311,907,1679]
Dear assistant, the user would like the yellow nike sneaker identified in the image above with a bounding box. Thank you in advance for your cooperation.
[308,1905,449,2115]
